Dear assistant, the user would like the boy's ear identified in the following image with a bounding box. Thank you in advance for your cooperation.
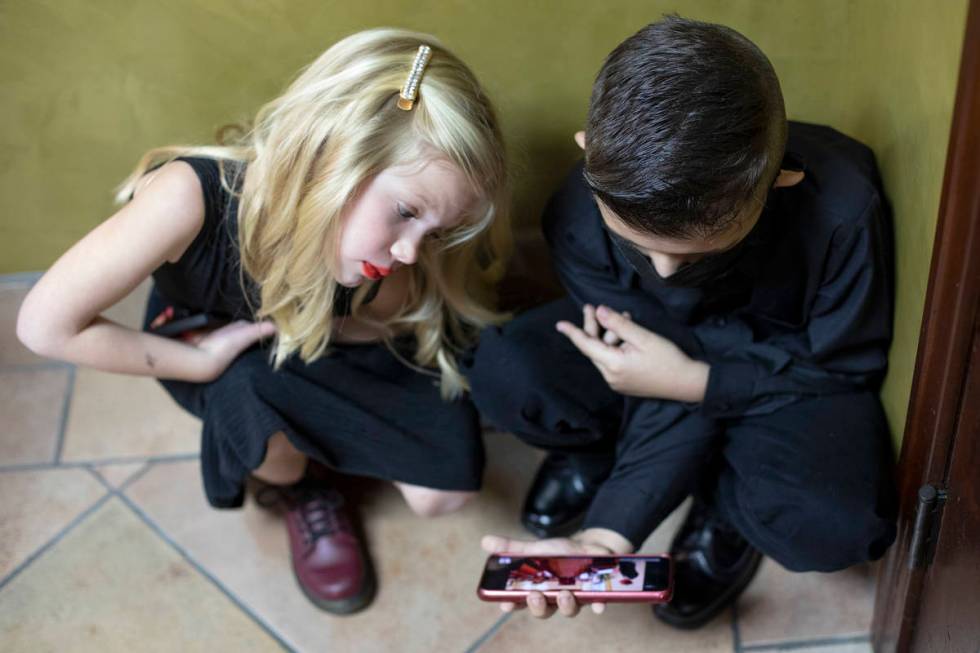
[773,168,805,188]
[574,131,586,151]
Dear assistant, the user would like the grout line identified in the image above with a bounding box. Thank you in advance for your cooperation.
[117,461,154,492]
[741,633,871,652]
[84,460,152,494]
[463,611,512,653]
[114,490,295,652]
[86,465,115,492]
[0,452,198,473]
[0,491,113,593]
[53,366,76,464]
[732,600,743,652]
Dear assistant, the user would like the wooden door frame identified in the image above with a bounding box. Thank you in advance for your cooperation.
[871,1,980,650]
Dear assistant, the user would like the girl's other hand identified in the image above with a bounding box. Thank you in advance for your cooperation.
[192,320,276,381]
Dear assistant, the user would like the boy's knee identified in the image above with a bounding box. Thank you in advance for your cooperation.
[467,334,543,429]
[470,327,543,387]
[734,478,895,572]
[403,488,475,518]
[777,516,895,573]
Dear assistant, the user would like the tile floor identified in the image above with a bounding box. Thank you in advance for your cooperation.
[1,276,878,652]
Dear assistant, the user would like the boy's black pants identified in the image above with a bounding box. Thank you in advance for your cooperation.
[466,298,897,572]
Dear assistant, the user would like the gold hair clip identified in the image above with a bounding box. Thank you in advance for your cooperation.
[397,45,433,111]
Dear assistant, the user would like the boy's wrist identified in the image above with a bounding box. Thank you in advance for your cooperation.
[678,359,710,403]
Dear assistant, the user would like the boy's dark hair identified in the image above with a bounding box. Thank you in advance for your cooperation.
[585,16,787,238]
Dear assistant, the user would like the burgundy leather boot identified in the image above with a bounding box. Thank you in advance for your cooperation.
[259,479,376,614]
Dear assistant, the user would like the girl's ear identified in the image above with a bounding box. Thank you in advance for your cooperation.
[773,168,805,188]
[574,131,586,151]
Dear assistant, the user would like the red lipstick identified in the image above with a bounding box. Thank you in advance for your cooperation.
[361,262,391,280]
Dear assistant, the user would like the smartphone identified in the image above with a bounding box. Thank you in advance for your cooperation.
[476,553,673,604]
[149,311,226,338]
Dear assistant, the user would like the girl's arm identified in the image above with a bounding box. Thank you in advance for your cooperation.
[16,161,273,382]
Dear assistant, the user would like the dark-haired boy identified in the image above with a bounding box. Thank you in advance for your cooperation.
[469,16,897,626]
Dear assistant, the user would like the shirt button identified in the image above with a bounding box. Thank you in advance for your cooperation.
[715,317,728,327]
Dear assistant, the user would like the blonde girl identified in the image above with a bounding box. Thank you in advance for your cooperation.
[17,28,509,614]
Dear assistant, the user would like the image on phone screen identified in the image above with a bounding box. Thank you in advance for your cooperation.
[479,555,670,593]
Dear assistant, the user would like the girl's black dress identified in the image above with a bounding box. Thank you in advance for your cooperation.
[143,157,483,508]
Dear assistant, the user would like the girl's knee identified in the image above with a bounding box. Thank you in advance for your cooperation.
[398,485,475,518]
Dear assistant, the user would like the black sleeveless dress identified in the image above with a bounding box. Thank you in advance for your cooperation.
[143,157,483,508]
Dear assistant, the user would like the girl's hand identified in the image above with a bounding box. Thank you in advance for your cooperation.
[191,320,276,381]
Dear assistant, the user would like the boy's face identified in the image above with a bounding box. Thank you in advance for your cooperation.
[596,198,762,279]
[575,131,803,280]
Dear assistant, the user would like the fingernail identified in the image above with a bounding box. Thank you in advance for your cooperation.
[555,322,567,332]
[596,306,608,318]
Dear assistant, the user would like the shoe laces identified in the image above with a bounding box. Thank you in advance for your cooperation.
[297,487,349,546]
[256,483,351,548]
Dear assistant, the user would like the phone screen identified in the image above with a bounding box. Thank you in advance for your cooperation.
[479,555,670,593]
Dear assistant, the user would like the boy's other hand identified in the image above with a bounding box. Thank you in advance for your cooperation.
[556,304,709,403]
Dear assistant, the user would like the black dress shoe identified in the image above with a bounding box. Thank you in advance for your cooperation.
[654,498,763,630]
[522,453,613,538]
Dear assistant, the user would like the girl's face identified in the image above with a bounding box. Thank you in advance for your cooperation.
[335,157,478,287]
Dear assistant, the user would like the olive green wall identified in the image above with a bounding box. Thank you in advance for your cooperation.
[1,0,968,444]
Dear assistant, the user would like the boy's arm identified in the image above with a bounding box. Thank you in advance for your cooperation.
[544,164,891,414]
[700,194,892,418]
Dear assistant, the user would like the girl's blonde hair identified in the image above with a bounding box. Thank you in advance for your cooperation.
[117,28,510,398]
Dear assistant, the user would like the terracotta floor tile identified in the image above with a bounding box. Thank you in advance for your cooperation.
[123,433,548,652]
[0,283,47,366]
[0,468,106,580]
[737,558,876,645]
[0,368,71,465]
[91,462,149,489]
[61,369,199,462]
[0,498,281,652]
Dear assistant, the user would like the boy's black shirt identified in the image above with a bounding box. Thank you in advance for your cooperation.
[543,121,893,418]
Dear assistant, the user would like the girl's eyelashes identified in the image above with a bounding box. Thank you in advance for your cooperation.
[396,203,417,220]
[425,229,447,243]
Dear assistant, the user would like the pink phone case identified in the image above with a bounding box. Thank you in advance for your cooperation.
[476,553,673,604]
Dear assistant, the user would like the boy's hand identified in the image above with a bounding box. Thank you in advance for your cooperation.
[556,304,709,402]
[481,530,629,619]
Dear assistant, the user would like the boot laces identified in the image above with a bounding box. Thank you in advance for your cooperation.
[295,487,348,546]
[255,483,350,547]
